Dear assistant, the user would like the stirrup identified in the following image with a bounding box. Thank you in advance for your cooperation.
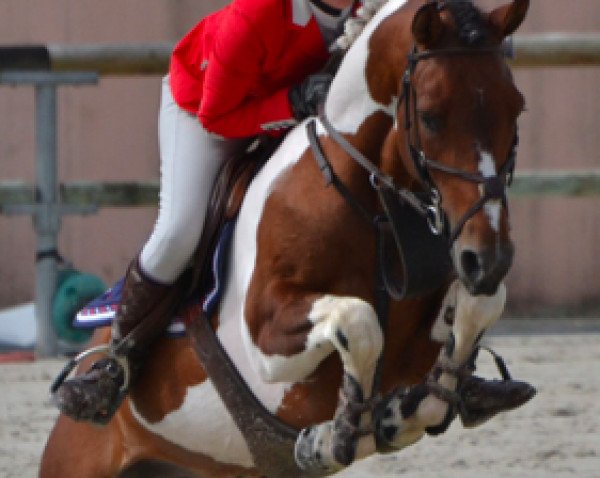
[50,344,131,395]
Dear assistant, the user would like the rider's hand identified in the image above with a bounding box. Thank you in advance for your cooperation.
[288,73,333,121]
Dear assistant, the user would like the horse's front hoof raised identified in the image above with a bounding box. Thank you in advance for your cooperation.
[458,375,536,428]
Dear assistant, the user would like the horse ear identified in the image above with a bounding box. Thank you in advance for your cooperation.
[488,0,529,38]
[411,3,444,48]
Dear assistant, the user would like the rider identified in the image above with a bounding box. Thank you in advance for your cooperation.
[54,0,359,424]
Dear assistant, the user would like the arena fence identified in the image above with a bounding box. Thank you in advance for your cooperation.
[1,33,599,356]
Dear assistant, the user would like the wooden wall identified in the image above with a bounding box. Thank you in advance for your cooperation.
[1,0,599,316]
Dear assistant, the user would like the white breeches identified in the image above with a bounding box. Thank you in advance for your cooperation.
[140,76,249,283]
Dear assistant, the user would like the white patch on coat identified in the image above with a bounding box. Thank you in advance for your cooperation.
[307,295,382,386]
[453,280,506,343]
[478,149,501,232]
[130,381,255,468]
[325,1,407,133]
[219,122,316,407]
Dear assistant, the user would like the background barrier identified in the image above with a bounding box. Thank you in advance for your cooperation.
[1,33,599,355]
[1,33,600,77]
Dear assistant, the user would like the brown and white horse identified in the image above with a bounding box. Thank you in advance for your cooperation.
[41,0,529,476]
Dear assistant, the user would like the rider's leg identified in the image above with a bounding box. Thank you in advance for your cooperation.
[54,76,249,424]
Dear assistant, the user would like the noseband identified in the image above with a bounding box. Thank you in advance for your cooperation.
[403,44,518,243]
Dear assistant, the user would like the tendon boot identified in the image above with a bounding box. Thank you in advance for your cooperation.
[53,258,185,425]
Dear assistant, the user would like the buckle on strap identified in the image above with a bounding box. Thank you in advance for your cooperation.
[425,189,444,236]
[50,344,131,395]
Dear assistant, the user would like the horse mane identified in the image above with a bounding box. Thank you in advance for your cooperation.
[334,0,389,51]
[335,0,490,52]
[443,0,488,47]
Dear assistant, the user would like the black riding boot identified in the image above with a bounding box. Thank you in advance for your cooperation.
[53,258,184,425]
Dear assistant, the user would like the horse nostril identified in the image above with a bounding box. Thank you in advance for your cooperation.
[460,249,481,282]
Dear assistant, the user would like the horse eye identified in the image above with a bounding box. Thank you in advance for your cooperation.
[418,112,443,133]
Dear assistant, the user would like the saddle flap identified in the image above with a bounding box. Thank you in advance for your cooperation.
[190,136,283,295]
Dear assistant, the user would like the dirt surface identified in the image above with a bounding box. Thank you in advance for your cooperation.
[1,332,599,478]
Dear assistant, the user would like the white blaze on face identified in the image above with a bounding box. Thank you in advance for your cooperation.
[478,149,501,232]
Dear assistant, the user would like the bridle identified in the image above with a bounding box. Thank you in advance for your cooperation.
[315,36,519,246]
[316,38,519,245]
[403,44,518,243]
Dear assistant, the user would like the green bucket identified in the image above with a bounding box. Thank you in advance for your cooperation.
[52,269,107,344]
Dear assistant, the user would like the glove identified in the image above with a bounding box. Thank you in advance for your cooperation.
[288,73,333,121]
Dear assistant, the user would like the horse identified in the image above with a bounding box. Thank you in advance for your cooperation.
[40,0,531,476]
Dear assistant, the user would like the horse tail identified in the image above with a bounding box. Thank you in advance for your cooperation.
[334,0,390,51]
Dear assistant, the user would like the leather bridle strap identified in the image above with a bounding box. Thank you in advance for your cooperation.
[403,42,516,242]
[317,107,430,218]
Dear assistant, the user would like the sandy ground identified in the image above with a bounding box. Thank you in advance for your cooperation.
[1,331,599,478]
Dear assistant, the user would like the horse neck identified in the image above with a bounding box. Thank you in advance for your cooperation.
[325,1,406,136]
[324,0,413,184]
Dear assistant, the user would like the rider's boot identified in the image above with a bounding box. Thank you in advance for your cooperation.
[53,257,184,425]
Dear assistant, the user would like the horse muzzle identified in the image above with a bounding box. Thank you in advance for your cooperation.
[453,240,514,296]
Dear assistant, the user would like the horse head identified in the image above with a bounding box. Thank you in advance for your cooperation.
[372,0,528,296]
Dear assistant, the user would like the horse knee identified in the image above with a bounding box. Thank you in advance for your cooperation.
[308,295,383,383]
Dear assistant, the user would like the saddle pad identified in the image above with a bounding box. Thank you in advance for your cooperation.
[73,220,235,336]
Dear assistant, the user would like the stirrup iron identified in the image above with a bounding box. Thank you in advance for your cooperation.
[50,344,131,395]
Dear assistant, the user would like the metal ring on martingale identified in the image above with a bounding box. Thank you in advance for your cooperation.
[426,189,444,235]
[426,205,444,235]
[369,172,381,190]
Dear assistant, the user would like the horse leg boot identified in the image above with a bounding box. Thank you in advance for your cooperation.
[425,281,535,429]
[374,281,534,450]
[53,257,185,425]
[294,296,383,475]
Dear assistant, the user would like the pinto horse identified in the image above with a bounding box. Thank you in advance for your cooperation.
[41,0,530,476]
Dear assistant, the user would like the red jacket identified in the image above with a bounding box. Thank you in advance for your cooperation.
[169,0,346,138]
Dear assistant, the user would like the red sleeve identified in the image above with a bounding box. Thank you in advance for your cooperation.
[198,4,296,138]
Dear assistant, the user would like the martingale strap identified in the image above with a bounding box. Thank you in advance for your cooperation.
[306,117,454,300]
[188,314,303,477]
[376,186,454,299]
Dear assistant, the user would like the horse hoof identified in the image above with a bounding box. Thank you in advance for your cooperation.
[294,423,341,475]
[458,375,536,428]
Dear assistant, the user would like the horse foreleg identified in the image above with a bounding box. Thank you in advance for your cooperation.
[375,280,506,450]
[293,295,384,474]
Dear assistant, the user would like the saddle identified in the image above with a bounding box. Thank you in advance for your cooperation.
[187,136,282,309]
